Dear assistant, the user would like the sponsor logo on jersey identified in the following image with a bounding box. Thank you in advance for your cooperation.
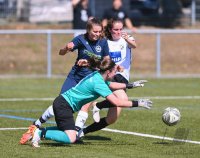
[118,12,125,19]
[110,51,121,62]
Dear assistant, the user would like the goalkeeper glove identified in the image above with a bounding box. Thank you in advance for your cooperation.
[126,80,148,89]
[132,99,153,109]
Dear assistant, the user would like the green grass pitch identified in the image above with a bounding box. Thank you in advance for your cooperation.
[0,78,200,158]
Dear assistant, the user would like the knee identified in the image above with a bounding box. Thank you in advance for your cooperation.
[105,116,118,125]
[69,136,77,143]
[113,90,128,100]
[65,131,77,143]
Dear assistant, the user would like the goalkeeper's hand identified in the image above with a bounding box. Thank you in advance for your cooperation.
[126,80,148,89]
[138,99,153,109]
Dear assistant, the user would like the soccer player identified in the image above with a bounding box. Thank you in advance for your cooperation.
[19,17,110,144]
[22,57,152,147]
[75,18,140,137]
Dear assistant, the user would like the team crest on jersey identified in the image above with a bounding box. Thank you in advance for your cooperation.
[95,45,101,52]
[118,12,125,19]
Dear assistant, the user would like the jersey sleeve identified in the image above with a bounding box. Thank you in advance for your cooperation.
[94,80,112,98]
[102,39,110,57]
[71,35,83,51]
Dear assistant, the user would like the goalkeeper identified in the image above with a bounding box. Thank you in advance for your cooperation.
[20,57,152,147]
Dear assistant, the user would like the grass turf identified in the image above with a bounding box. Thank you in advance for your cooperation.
[0,78,200,158]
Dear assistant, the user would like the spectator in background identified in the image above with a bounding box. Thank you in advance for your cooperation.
[72,0,93,29]
[102,0,137,32]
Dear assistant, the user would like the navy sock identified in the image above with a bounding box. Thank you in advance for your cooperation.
[96,100,115,109]
[83,117,108,135]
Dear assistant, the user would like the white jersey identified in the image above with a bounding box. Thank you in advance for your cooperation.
[107,37,134,81]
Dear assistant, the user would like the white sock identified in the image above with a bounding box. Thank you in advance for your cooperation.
[75,111,88,129]
[34,105,54,127]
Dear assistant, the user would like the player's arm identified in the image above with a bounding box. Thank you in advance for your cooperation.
[121,32,137,48]
[59,42,74,56]
[106,93,152,109]
[109,80,148,90]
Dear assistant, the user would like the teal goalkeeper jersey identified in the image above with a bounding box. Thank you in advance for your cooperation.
[61,71,112,112]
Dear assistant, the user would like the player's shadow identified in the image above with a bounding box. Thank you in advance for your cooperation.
[153,141,171,145]
[83,135,112,141]
[153,141,185,146]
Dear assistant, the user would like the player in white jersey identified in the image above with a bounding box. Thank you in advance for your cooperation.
[75,19,145,137]
[107,33,134,81]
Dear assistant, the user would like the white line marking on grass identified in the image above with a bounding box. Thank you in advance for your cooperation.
[0,96,200,102]
[0,127,27,130]
[102,128,200,145]
[0,98,54,101]
[1,127,200,145]
[129,96,200,100]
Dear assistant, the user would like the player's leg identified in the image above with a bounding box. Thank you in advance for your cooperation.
[81,89,127,136]
[74,103,90,131]
[32,95,77,147]
[31,128,77,147]
[92,74,128,122]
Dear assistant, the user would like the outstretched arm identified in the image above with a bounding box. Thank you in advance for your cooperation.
[59,42,74,56]
[109,80,148,90]
[106,93,152,109]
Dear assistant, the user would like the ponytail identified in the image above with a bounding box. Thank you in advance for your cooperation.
[88,57,116,73]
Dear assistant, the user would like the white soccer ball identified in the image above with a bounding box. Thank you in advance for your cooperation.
[162,107,181,126]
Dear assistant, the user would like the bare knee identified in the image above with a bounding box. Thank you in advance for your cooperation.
[65,130,77,143]
[113,90,128,100]
[106,116,118,125]
[80,102,92,112]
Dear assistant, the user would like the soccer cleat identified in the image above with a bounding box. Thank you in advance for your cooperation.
[92,102,100,123]
[19,125,37,145]
[31,128,41,148]
[76,128,84,141]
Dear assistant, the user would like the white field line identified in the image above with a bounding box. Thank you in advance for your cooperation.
[0,127,200,145]
[102,128,200,145]
[0,127,27,130]
[0,96,200,102]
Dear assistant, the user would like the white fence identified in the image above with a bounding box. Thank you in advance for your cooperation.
[0,29,200,78]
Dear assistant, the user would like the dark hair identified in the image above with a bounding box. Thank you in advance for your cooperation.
[88,57,116,73]
[104,18,124,40]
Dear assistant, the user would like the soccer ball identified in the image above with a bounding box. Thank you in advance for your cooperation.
[162,107,181,126]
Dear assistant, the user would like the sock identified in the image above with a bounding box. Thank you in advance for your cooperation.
[96,100,115,110]
[40,126,60,138]
[44,130,71,144]
[83,117,108,135]
[75,111,88,131]
[34,105,54,127]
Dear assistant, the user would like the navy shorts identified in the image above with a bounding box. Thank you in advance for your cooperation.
[112,74,128,84]
[53,95,75,131]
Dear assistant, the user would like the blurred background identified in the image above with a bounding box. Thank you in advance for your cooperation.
[0,0,200,78]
